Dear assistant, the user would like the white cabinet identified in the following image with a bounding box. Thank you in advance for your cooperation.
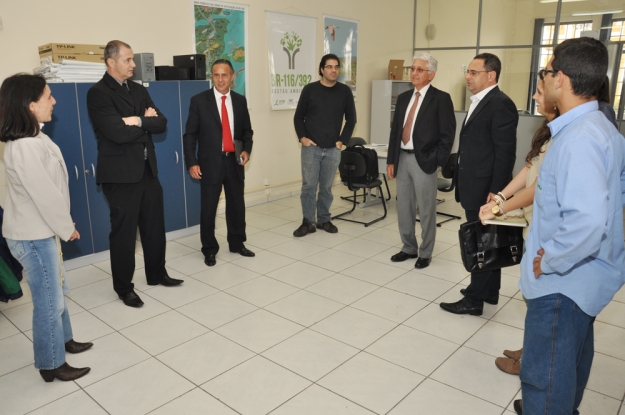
[370,80,413,144]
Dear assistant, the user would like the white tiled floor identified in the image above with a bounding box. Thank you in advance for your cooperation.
[2,183,625,414]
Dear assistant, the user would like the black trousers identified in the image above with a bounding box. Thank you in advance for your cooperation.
[200,154,246,257]
[462,209,501,306]
[102,162,167,294]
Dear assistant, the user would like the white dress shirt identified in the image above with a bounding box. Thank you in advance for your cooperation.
[465,84,498,124]
[213,88,235,151]
[401,83,431,150]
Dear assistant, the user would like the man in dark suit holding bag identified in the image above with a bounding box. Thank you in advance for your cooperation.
[183,59,254,268]
[440,53,518,316]
[87,40,183,308]
[386,53,455,270]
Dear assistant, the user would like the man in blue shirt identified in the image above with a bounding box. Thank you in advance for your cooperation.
[518,37,625,414]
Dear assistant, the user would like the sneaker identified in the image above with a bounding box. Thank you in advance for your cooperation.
[293,218,316,237]
[316,221,338,233]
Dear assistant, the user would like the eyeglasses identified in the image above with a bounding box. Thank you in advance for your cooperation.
[465,70,492,76]
[411,67,430,74]
[538,69,557,80]
[324,65,340,70]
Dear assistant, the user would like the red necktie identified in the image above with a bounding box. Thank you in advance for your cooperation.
[221,95,234,152]
[402,91,420,145]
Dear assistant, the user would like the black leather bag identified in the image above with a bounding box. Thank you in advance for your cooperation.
[458,220,524,273]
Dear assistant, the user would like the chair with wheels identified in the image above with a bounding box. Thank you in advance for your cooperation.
[332,151,387,227]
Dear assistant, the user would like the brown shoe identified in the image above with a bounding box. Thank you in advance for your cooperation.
[495,357,521,375]
[65,339,93,354]
[39,362,91,382]
[293,218,316,237]
[503,348,523,360]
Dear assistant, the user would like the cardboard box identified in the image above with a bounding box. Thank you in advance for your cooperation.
[39,52,106,64]
[38,43,106,56]
[388,60,404,80]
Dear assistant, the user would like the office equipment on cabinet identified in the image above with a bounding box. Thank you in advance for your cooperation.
[173,54,206,80]
[370,80,413,144]
[131,53,155,82]
[47,80,210,261]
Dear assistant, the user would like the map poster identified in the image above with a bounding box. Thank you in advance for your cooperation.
[323,15,358,98]
[193,1,248,97]
[266,11,316,110]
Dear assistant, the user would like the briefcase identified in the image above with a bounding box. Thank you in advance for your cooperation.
[458,220,524,273]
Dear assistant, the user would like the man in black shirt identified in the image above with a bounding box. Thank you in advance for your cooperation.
[293,54,357,236]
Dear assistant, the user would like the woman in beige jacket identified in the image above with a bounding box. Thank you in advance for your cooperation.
[0,74,92,382]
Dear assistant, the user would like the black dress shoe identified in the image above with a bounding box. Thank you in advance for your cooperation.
[513,399,522,415]
[460,288,499,305]
[39,362,91,382]
[230,246,255,257]
[205,254,216,267]
[65,339,93,354]
[415,257,431,269]
[148,275,183,287]
[440,298,483,316]
[118,291,144,308]
[390,252,418,262]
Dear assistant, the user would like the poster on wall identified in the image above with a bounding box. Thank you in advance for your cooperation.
[192,0,248,97]
[266,11,316,110]
[323,15,358,98]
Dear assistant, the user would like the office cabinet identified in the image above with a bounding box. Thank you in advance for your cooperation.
[179,81,205,227]
[48,80,209,260]
[370,80,412,143]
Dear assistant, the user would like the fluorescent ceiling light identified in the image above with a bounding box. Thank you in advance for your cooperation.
[540,0,586,3]
[572,10,623,16]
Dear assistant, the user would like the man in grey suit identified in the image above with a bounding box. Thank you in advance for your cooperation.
[386,53,456,269]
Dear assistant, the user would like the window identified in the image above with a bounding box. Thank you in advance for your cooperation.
[539,21,593,70]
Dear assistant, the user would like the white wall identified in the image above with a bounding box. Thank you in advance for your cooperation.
[0,0,416,205]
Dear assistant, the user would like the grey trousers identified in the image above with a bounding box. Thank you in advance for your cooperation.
[396,150,438,258]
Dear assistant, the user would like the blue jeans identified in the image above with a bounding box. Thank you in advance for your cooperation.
[520,293,594,415]
[300,145,341,224]
[7,237,72,370]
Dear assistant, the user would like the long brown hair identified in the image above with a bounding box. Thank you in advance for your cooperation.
[525,106,560,165]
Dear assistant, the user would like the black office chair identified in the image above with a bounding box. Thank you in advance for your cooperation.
[341,137,369,203]
[416,153,461,227]
[332,151,387,227]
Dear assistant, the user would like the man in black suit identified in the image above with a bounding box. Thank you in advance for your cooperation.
[87,40,183,308]
[440,53,518,316]
[386,53,455,270]
[183,59,254,267]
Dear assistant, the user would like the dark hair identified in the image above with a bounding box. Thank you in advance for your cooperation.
[551,37,608,98]
[525,110,559,165]
[474,53,501,81]
[212,59,234,74]
[104,40,132,67]
[597,75,611,104]
[319,54,340,76]
[0,73,47,142]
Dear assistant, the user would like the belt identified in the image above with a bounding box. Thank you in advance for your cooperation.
[402,149,415,154]
[221,152,235,156]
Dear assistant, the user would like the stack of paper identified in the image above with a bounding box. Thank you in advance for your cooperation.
[34,60,106,83]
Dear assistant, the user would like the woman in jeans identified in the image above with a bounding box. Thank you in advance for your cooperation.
[0,73,92,382]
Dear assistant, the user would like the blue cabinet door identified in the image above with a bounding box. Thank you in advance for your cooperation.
[144,81,187,232]
[179,81,210,227]
[76,83,111,254]
[47,84,94,260]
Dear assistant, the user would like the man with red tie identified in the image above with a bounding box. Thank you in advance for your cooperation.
[386,53,455,269]
[183,59,254,267]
